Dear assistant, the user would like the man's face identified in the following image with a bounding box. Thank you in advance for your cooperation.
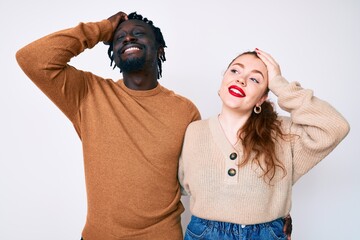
[112,19,158,73]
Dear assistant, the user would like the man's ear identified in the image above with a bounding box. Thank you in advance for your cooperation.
[158,47,165,61]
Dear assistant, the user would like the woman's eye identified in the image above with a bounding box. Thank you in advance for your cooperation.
[230,69,239,74]
[250,77,259,83]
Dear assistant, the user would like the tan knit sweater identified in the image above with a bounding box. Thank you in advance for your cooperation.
[16,20,200,240]
[179,76,349,225]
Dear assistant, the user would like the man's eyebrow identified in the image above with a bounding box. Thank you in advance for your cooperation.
[117,23,147,31]
[133,24,147,28]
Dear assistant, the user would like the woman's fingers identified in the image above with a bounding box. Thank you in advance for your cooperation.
[255,48,281,80]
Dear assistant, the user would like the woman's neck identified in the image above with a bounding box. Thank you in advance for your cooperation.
[218,110,250,146]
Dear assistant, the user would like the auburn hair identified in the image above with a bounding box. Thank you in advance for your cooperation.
[228,51,287,183]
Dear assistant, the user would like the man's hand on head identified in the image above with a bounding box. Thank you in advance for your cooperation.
[104,11,128,45]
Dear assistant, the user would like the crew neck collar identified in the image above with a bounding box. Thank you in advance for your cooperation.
[117,80,162,97]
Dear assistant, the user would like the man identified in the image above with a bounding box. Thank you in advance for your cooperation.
[16,11,200,240]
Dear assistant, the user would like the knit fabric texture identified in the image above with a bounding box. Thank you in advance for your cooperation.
[179,76,350,225]
[16,20,200,240]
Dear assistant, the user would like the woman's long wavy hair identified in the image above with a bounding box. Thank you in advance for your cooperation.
[228,51,287,183]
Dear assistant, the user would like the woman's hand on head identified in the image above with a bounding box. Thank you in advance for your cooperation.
[255,48,281,84]
[104,11,128,45]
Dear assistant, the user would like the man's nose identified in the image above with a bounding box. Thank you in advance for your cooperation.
[124,34,136,43]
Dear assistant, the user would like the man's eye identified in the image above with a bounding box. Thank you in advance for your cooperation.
[116,33,126,40]
[133,31,144,36]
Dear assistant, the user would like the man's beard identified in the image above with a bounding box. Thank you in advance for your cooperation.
[118,55,146,73]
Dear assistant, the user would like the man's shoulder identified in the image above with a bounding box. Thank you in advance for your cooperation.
[160,85,188,98]
[159,85,197,106]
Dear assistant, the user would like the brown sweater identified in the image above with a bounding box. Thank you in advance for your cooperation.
[16,20,200,240]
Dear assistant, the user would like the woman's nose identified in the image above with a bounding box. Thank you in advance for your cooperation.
[236,78,246,86]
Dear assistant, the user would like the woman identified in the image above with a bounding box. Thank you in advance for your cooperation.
[179,49,350,240]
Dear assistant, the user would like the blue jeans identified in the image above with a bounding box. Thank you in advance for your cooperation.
[184,215,287,240]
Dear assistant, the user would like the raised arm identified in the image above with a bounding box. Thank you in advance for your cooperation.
[255,48,350,183]
[15,12,127,121]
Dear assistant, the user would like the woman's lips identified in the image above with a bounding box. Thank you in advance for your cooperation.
[228,85,246,98]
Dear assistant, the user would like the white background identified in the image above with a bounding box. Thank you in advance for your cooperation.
[1,0,359,239]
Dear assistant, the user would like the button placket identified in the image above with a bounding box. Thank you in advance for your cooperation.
[225,151,238,183]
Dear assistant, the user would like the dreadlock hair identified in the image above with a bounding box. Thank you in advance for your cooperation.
[107,12,167,79]
[227,51,289,184]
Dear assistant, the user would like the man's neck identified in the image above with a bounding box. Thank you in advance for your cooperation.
[123,73,158,90]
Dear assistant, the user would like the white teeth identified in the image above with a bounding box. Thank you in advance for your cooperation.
[124,47,139,52]
[232,89,241,94]
[230,88,244,96]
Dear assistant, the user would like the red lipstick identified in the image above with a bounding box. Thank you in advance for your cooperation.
[228,85,246,98]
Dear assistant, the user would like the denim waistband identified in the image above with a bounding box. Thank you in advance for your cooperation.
[191,215,284,232]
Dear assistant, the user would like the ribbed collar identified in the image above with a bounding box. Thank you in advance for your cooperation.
[116,80,162,97]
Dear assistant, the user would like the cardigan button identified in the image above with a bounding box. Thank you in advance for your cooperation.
[229,152,237,160]
[228,168,236,176]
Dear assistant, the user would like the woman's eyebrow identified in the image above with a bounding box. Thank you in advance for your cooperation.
[251,69,264,79]
[232,63,264,78]
[232,63,244,68]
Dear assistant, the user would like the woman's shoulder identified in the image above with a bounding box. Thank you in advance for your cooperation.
[188,118,210,129]
[185,116,220,137]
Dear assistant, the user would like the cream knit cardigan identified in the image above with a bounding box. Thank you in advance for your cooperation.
[179,76,350,225]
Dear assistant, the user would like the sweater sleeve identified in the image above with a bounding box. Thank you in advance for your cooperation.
[178,153,189,196]
[15,20,113,121]
[269,76,350,183]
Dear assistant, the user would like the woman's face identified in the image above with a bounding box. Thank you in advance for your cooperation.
[219,54,268,114]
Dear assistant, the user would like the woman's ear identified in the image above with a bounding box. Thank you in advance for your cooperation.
[257,93,268,106]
